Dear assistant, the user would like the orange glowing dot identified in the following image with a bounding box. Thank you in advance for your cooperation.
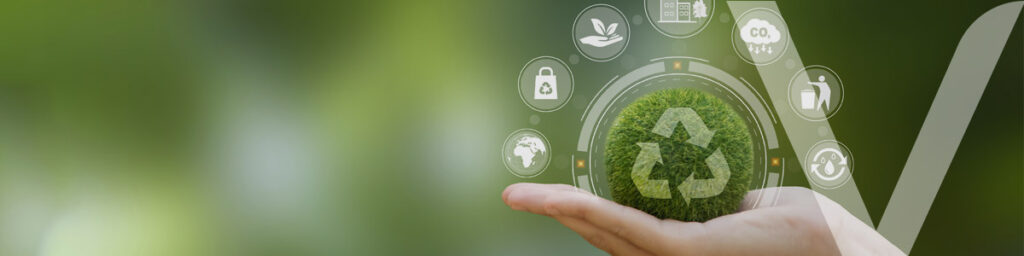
[673,61,683,70]
[771,157,781,167]
[576,159,586,168]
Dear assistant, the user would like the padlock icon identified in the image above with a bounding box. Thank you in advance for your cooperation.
[534,67,558,100]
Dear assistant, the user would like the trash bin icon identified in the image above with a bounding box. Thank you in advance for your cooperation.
[800,89,816,110]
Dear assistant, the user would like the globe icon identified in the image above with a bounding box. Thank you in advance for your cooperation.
[502,129,552,178]
[513,135,547,168]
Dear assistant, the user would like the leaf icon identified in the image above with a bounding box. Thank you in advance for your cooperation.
[591,19,607,36]
[606,23,618,35]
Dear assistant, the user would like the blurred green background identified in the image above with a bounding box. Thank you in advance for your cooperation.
[0,0,1019,255]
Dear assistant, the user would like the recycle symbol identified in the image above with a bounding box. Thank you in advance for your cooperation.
[631,107,731,204]
[539,82,553,95]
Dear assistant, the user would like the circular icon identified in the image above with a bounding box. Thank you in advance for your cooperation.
[570,58,781,211]
[502,129,552,178]
[787,65,844,121]
[604,88,754,222]
[518,56,574,112]
[573,4,630,62]
[731,8,788,65]
[804,140,854,189]
[643,0,715,38]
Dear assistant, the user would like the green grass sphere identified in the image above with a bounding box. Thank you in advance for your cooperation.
[606,88,753,222]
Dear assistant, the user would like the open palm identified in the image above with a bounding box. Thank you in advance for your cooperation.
[502,183,903,256]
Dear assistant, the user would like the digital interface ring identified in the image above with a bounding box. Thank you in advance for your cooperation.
[572,57,785,209]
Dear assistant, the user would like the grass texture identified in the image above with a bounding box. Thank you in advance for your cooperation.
[605,88,753,222]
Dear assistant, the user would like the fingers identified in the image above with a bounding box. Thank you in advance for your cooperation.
[739,187,824,211]
[503,183,679,254]
[541,192,670,246]
[504,183,654,255]
[505,184,848,255]
[555,216,655,256]
[503,183,584,213]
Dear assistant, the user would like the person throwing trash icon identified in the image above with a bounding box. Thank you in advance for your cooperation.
[808,75,831,112]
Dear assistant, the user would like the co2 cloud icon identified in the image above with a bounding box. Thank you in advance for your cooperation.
[739,18,782,55]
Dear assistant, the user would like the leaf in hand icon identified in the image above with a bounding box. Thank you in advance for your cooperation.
[580,18,623,48]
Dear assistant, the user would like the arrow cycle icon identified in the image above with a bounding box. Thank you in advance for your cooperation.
[809,147,848,181]
[631,107,732,204]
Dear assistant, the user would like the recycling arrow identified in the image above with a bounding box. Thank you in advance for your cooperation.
[631,142,671,199]
[678,148,731,204]
[539,83,553,95]
[810,148,848,181]
[630,107,731,204]
[652,107,716,148]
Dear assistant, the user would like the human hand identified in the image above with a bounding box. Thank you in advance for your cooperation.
[502,183,903,256]
[579,35,623,48]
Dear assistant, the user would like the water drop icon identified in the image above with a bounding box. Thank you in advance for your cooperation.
[825,160,835,176]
